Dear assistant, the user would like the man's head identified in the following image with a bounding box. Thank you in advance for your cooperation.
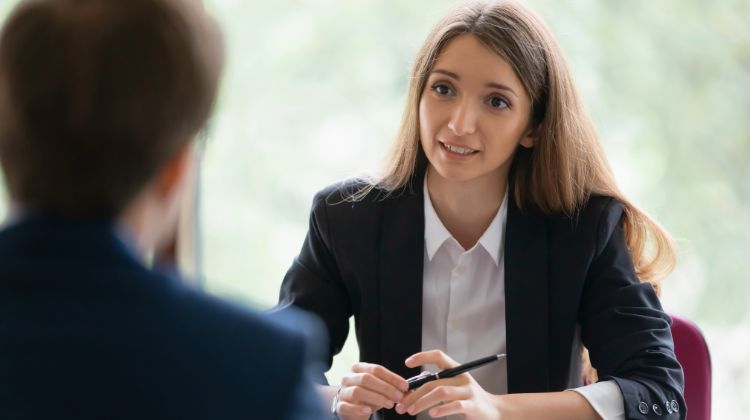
[0,0,222,219]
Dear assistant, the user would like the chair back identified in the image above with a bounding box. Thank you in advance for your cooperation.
[671,314,711,420]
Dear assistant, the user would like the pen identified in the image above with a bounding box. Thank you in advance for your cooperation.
[406,353,507,390]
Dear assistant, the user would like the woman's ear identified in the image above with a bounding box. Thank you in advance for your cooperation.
[519,122,539,149]
[519,134,536,149]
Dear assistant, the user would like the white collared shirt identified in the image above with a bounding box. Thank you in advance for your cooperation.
[419,177,624,420]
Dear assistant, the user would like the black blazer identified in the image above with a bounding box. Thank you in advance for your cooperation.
[280,171,686,420]
[0,217,325,420]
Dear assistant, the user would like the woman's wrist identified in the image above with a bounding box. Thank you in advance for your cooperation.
[492,394,517,420]
[491,391,600,420]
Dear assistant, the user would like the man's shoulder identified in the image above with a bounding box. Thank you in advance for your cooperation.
[0,251,318,417]
[146,277,319,410]
[158,278,307,354]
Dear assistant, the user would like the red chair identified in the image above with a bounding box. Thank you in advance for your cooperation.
[671,314,712,420]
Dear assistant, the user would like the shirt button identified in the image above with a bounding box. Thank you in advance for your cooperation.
[638,402,649,414]
[454,265,464,275]
[665,401,672,414]
[652,403,663,416]
[670,400,679,413]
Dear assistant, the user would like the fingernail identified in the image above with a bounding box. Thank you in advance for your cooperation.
[407,405,415,415]
[393,391,404,401]
[386,400,395,409]
[395,403,404,414]
[360,406,371,415]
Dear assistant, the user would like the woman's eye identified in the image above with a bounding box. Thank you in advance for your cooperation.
[432,84,453,96]
[489,96,509,109]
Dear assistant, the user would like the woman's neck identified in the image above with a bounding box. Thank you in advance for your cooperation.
[426,167,507,251]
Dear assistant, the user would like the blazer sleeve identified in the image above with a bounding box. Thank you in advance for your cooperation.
[579,199,686,420]
[278,190,352,377]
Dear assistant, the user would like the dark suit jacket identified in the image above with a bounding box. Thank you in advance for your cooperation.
[280,173,686,420]
[0,217,325,420]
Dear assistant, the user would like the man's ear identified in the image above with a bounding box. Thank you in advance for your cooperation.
[155,144,193,199]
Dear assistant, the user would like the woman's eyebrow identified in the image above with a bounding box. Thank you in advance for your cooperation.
[433,68,460,80]
[486,82,518,98]
[432,68,518,98]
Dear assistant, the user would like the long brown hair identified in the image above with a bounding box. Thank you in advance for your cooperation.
[363,0,675,288]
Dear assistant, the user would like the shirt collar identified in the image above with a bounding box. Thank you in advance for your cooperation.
[423,176,508,266]
[2,202,144,263]
[476,193,507,266]
[424,179,453,261]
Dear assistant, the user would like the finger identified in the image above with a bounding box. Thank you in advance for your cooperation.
[341,372,405,403]
[396,376,468,414]
[340,385,396,410]
[405,349,459,370]
[428,400,470,418]
[351,362,409,392]
[335,400,372,419]
[406,385,469,416]
[396,378,438,412]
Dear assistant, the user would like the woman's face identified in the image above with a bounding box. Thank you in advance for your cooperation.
[419,34,534,186]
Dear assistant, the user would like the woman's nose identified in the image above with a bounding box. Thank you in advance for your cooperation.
[447,99,478,136]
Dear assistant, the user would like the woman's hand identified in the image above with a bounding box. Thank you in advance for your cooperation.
[335,362,409,420]
[395,350,502,419]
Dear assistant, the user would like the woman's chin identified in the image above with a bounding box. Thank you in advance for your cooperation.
[428,164,481,184]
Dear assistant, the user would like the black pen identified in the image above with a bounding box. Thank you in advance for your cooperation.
[406,353,507,390]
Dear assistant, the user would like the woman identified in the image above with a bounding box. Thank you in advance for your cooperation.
[280,1,685,419]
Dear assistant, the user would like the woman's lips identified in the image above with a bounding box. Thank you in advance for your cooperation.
[439,141,478,156]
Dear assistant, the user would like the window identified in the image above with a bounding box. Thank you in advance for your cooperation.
[1,1,747,416]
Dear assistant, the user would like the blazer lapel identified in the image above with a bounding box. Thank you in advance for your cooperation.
[378,177,425,382]
[504,195,551,393]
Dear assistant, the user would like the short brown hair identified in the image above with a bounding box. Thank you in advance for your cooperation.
[0,0,223,218]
